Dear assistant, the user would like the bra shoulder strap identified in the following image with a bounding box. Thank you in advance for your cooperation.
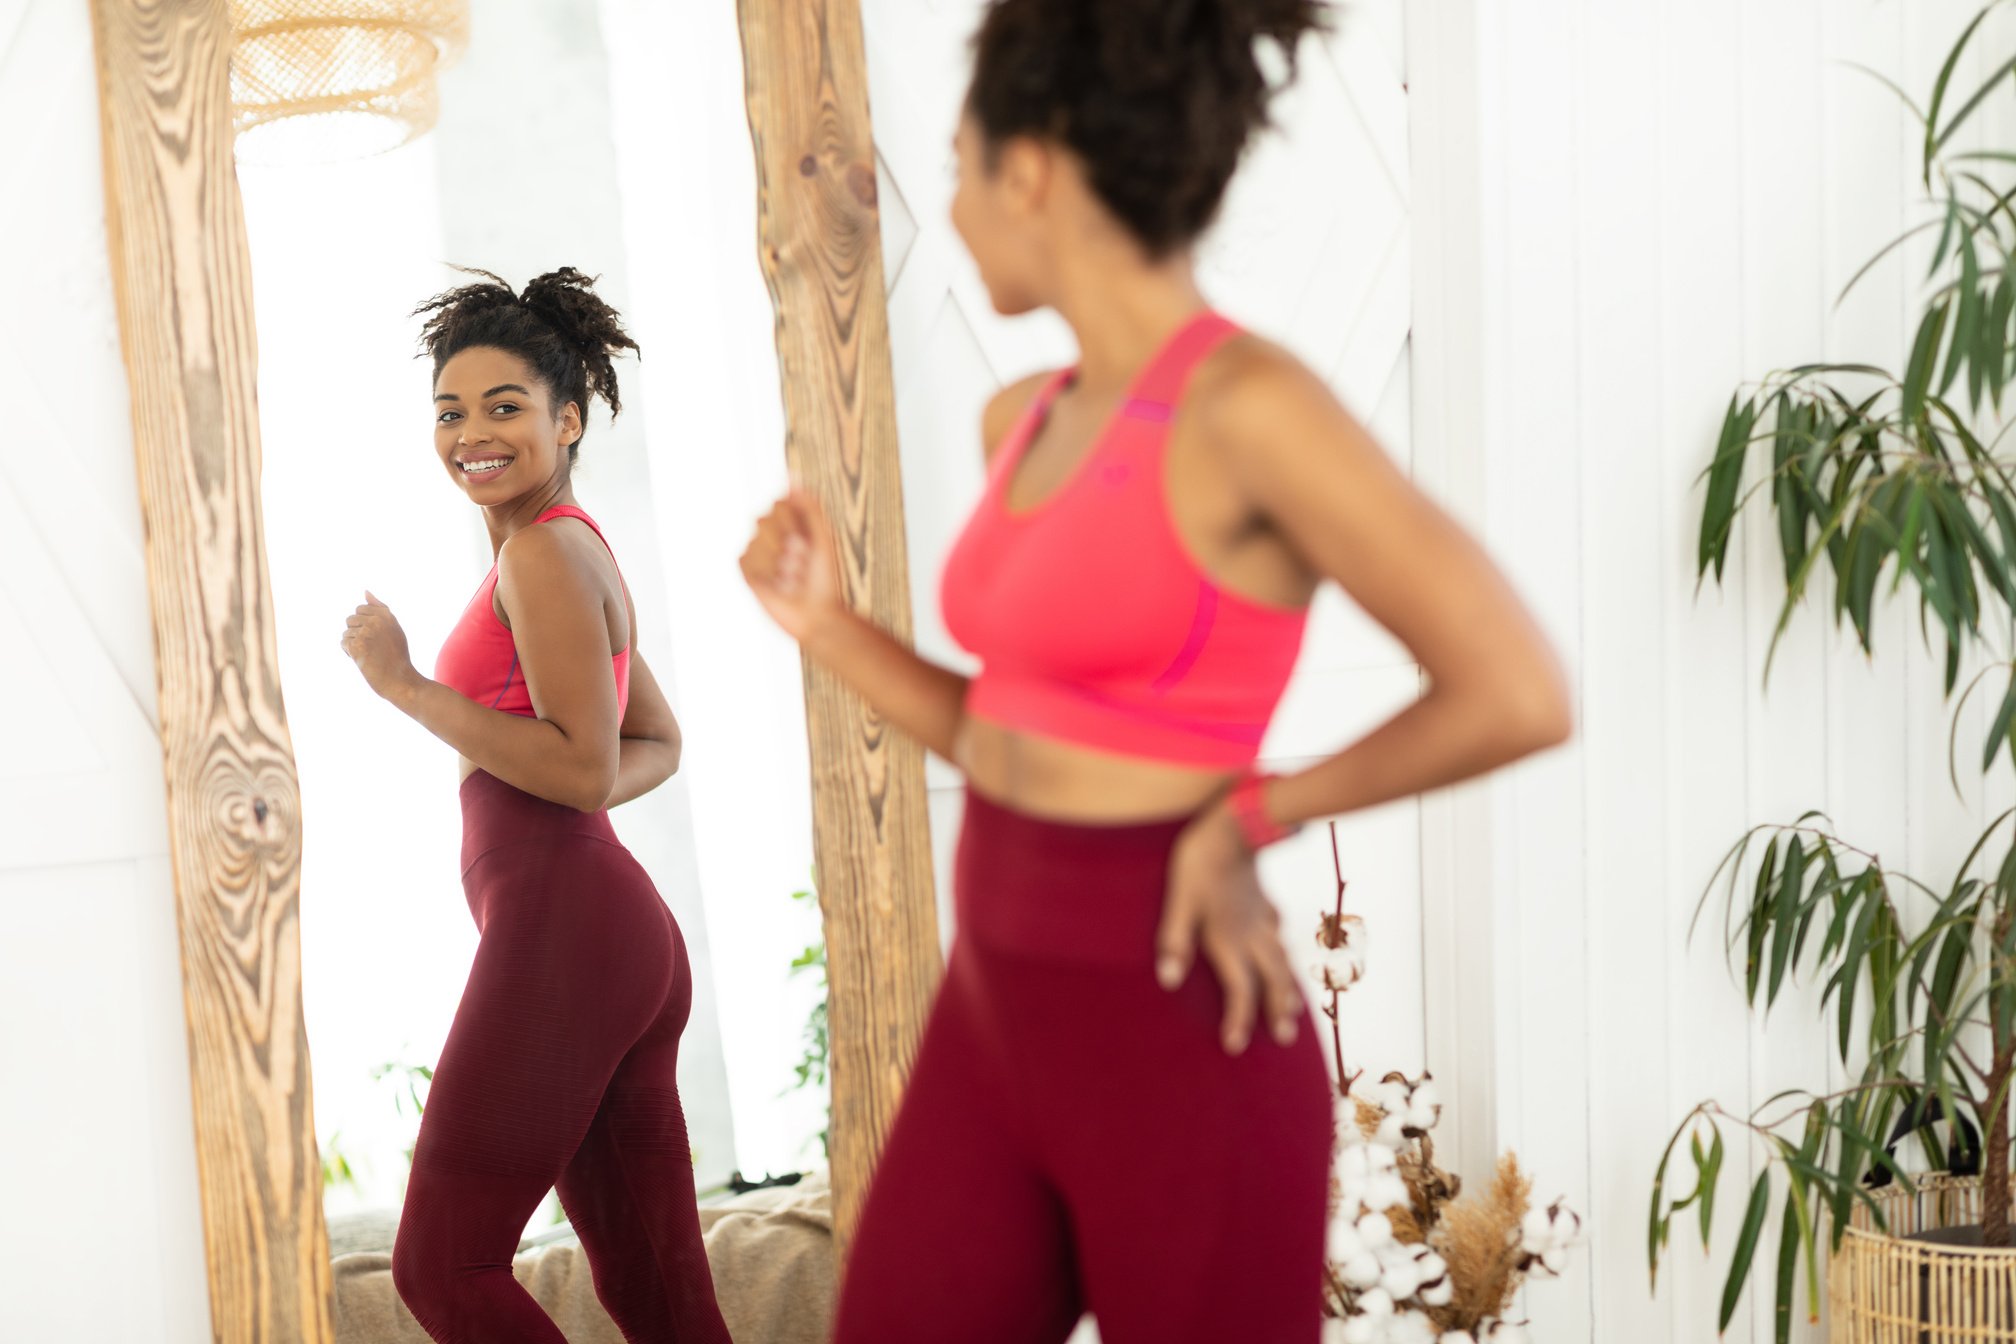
[534,505,623,576]
[1127,311,1242,417]
[987,367,1077,483]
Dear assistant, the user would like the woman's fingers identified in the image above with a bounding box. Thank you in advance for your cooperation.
[742,499,813,592]
[784,486,825,536]
[1204,932,1259,1055]
[1154,884,1199,989]
[741,515,791,580]
[1254,929,1301,1046]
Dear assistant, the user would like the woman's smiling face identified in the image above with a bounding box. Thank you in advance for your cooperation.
[432,345,581,501]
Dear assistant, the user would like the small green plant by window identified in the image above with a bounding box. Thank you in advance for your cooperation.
[785,880,830,1160]
[370,1055,435,1172]
[321,1130,359,1191]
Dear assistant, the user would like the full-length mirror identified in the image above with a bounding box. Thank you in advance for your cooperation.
[233,1,836,1337]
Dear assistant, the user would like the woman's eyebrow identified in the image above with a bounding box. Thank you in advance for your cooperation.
[433,383,532,403]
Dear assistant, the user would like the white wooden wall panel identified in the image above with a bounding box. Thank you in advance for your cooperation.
[1487,1,1593,1334]
[1650,1,1758,1340]
[1578,0,1671,1338]
[1440,2,2016,1339]
[0,3,211,1340]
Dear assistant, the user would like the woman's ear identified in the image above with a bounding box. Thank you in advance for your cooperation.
[559,400,583,446]
[999,134,1055,217]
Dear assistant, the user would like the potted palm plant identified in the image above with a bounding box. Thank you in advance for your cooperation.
[1648,5,2016,1338]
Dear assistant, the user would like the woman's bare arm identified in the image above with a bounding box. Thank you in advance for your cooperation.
[383,524,625,811]
[607,650,681,808]
[1201,342,1574,827]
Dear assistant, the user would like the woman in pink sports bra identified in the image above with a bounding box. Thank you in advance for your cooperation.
[339,266,731,1344]
[742,2,1571,1341]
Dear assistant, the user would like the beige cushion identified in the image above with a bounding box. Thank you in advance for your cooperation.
[331,1175,835,1344]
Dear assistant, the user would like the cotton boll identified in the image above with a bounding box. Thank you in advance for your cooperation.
[1375,1114,1409,1149]
[1369,1173,1411,1210]
[1418,1275,1454,1307]
[1325,1317,1379,1344]
[1358,1212,1394,1245]
[1320,941,1367,992]
[1539,1245,1572,1276]
[1372,1237,1414,1271]
[1440,1333,1476,1344]
[1550,1204,1585,1244]
[1388,1310,1437,1344]
[1520,1208,1552,1253]
[1380,1260,1421,1300]
[1342,1252,1384,1290]
[1329,1219,1366,1261]
[1357,1288,1397,1319]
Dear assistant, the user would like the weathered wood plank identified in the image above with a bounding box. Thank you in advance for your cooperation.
[84,2,329,1340]
[736,0,944,1257]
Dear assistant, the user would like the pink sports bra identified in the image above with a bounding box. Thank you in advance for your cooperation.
[434,503,632,720]
[939,310,1309,768]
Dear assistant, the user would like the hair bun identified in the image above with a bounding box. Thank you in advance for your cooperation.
[1217,0,1329,48]
[969,0,1330,256]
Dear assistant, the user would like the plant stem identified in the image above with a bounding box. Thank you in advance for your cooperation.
[1327,823,1357,1097]
[1986,910,2015,1247]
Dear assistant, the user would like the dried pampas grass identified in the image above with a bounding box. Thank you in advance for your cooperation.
[1426,1153,1534,1331]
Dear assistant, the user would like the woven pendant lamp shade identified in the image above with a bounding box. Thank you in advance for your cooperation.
[228,1,470,160]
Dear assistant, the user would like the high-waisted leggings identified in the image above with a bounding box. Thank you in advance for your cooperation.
[391,769,731,1344]
[833,786,1336,1344]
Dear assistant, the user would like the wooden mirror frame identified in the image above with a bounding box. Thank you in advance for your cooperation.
[88,0,938,1337]
[735,0,944,1261]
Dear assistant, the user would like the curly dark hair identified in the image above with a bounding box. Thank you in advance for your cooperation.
[412,266,640,466]
[966,0,1330,258]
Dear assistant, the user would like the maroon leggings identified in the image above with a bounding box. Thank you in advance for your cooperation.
[833,787,1334,1344]
[390,769,731,1344]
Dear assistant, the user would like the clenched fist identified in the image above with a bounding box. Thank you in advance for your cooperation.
[340,590,420,702]
[739,488,846,644]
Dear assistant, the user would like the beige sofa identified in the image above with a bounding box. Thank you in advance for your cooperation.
[329,1175,835,1343]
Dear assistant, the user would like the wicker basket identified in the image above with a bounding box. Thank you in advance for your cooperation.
[1831,1175,2016,1341]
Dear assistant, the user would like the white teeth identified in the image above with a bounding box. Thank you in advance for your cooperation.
[461,458,510,474]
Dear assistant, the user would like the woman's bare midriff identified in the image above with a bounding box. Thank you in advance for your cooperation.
[953,713,1235,823]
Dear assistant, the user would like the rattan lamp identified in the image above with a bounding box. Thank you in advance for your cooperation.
[227,0,470,161]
